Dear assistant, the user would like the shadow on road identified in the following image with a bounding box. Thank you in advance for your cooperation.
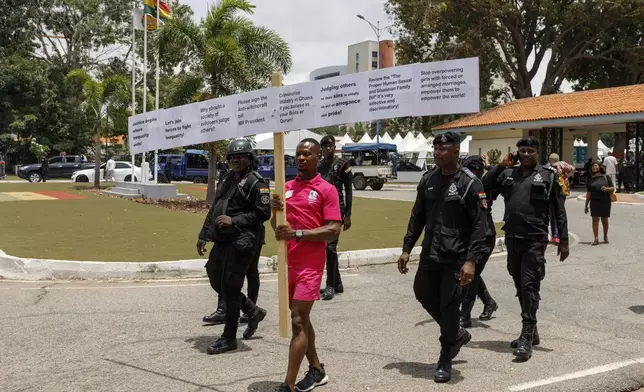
[629,305,644,314]
[185,336,252,354]
[415,319,435,327]
[467,340,554,354]
[247,381,283,391]
[384,361,466,384]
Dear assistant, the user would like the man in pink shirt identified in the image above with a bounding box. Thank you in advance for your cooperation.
[270,138,342,392]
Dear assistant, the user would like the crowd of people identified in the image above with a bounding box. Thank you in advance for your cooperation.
[193,131,627,391]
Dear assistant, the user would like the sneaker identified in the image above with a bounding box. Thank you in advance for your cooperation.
[276,383,293,392]
[552,237,560,244]
[295,364,328,391]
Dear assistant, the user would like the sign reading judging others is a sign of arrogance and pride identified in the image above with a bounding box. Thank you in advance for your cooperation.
[128,57,480,154]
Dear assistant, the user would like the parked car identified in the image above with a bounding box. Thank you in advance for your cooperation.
[341,143,398,190]
[18,155,92,182]
[71,161,142,183]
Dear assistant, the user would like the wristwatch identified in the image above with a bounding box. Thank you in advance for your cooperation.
[295,230,303,243]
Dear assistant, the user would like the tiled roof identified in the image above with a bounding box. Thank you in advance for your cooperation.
[433,84,644,131]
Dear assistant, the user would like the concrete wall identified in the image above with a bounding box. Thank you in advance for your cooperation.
[379,40,395,68]
[348,41,380,74]
[468,129,525,157]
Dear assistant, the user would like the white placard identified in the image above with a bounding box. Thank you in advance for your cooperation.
[196,96,237,143]
[128,57,481,153]
[275,81,318,130]
[235,87,278,138]
[413,57,480,116]
[314,72,368,127]
[366,63,416,121]
[128,111,161,154]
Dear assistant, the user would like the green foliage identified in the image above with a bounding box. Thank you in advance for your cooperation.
[386,0,644,99]
[29,139,50,161]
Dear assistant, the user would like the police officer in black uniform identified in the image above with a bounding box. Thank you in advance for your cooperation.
[459,155,498,328]
[483,136,569,362]
[397,132,488,383]
[196,139,271,354]
[40,155,49,183]
[318,135,353,301]
[206,157,267,326]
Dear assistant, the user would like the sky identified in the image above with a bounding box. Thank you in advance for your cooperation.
[181,0,572,95]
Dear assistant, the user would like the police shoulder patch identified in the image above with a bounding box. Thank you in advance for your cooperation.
[461,167,475,178]
[258,187,270,194]
[261,194,270,205]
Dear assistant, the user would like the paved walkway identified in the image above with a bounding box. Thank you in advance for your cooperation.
[1,198,644,391]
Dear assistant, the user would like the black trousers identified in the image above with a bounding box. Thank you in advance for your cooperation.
[206,243,256,339]
[505,238,546,326]
[414,263,465,349]
[246,244,262,304]
[325,237,342,288]
[464,238,495,308]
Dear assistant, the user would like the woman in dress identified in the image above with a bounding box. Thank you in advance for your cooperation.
[584,161,614,245]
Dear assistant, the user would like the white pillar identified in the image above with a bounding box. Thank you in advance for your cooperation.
[588,130,599,162]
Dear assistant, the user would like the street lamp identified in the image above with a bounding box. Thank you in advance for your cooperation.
[357,14,382,143]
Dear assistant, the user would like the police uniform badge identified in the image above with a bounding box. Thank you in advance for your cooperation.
[261,194,270,204]
[533,173,543,183]
[441,135,447,143]
[448,183,459,196]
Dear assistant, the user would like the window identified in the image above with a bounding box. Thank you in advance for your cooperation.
[355,53,359,61]
[372,61,378,69]
[372,51,378,58]
[49,157,63,164]
[115,163,130,169]
[355,63,359,73]
[187,153,209,169]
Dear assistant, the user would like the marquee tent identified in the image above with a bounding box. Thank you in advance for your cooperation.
[253,129,323,155]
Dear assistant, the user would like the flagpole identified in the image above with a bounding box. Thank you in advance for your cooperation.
[154,0,160,184]
[131,0,136,183]
[142,11,148,184]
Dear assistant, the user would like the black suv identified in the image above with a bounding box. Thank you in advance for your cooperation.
[18,155,94,182]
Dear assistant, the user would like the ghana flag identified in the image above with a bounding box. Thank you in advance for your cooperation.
[143,0,172,30]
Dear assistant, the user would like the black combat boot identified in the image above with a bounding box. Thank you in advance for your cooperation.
[510,324,540,348]
[320,286,335,301]
[460,299,475,328]
[203,307,226,324]
[434,349,452,383]
[513,324,535,361]
[478,291,498,321]
[206,337,238,355]
[450,327,472,359]
[243,307,267,340]
[335,282,344,294]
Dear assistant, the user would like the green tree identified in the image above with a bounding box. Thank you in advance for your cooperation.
[386,0,644,99]
[65,69,131,187]
[1,0,42,56]
[158,0,292,202]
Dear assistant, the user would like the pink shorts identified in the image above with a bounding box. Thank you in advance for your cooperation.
[288,267,324,302]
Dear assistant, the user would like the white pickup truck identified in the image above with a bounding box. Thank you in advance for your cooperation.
[341,143,398,191]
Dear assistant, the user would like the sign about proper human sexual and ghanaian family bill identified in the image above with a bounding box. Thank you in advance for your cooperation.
[128,57,479,154]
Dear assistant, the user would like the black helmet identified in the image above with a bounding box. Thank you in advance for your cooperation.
[226,139,254,159]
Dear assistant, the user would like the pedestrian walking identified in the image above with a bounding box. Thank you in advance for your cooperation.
[271,138,342,392]
[584,161,614,245]
[318,135,353,301]
[397,132,488,383]
[40,155,49,183]
[196,139,271,354]
[483,136,569,362]
[603,152,618,190]
[105,157,116,182]
[459,155,498,328]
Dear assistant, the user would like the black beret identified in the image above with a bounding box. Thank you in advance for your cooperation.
[433,131,461,145]
[320,135,336,145]
[462,155,484,171]
[517,136,540,148]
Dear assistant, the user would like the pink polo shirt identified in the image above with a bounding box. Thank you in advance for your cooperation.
[284,173,341,270]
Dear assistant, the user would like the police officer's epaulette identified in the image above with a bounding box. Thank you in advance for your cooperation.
[544,165,557,173]
[461,167,477,179]
[333,157,351,174]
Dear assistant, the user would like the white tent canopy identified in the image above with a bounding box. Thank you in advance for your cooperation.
[416,133,427,144]
[340,133,354,145]
[381,132,394,144]
[393,133,403,144]
[253,129,323,155]
[357,133,374,144]
[397,132,418,153]
[460,135,471,155]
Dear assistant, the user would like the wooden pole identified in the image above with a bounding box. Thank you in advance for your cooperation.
[271,71,290,338]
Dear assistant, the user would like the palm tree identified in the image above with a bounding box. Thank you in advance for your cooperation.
[65,70,130,188]
[158,0,292,202]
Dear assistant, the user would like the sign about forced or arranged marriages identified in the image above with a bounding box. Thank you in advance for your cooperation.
[128,57,480,153]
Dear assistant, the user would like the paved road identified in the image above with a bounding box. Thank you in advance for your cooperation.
[2,197,644,392]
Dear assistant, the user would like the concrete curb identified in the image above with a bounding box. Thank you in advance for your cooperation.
[0,242,506,281]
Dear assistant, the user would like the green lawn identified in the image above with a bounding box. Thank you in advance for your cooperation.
[0,182,418,261]
[0,182,503,262]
